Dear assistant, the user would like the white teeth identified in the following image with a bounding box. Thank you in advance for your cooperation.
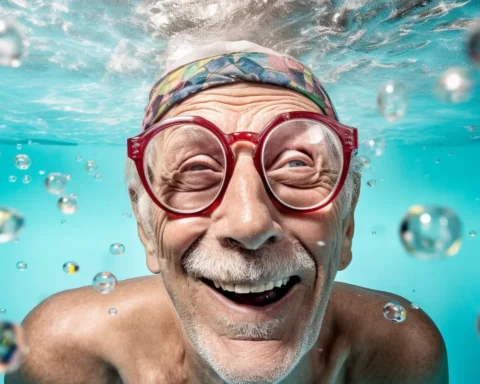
[211,277,293,294]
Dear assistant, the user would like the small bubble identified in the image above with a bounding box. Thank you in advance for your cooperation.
[45,173,67,195]
[372,231,376,235]
[109,243,125,256]
[64,174,71,181]
[16,144,22,150]
[75,156,82,162]
[411,303,420,310]
[469,230,476,237]
[0,309,6,315]
[0,321,27,373]
[27,140,32,145]
[0,19,26,68]
[85,160,98,174]
[377,81,408,122]
[38,170,45,175]
[21,175,31,184]
[383,301,407,323]
[94,173,102,181]
[58,194,78,214]
[466,125,478,132]
[358,155,371,170]
[14,154,30,170]
[60,219,67,225]
[412,289,416,293]
[8,175,16,183]
[92,272,117,294]
[0,207,24,244]
[62,261,79,274]
[448,151,455,156]
[435,67,473,103]
[367,179,376,187]
[16,261,27,271]
[423,145,427,150]
[399,205,462,260]
[434,158,440,163]
[108,308,118,316]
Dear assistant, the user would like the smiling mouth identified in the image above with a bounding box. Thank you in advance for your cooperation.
[201,276,301,306]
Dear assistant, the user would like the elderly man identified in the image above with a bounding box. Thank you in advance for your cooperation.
[6,41,448,384]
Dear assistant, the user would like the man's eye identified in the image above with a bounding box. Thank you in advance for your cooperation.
[188,164,210,171]
[286,160,307,168]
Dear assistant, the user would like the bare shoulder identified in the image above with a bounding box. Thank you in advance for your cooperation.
[331,282,449,384]
[5,275,171,384]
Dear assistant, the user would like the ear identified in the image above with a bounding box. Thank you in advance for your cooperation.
[339,186,360,271]
[129,183,161,274]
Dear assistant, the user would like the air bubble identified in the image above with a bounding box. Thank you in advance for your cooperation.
[377,81,408,122]
[110,243,125,256]
[45,173,67,195]
[0,207,24,243]
[435,67,473,103]
[0,19,25,68]
[16,261,27,271]
[383,301,406,323]
[92,272,117,294]
[14,154,30,170]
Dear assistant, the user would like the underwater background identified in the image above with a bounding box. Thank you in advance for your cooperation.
[1,0,480,382]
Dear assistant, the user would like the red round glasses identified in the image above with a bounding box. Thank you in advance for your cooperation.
[127,111,358,218]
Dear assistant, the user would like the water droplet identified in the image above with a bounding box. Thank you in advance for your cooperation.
[8,175,16,183]
[64,174,71,181]
[367,179,376,187]
[94,173,102,181]
[15,144,22,150]
[62,261,79,274]
[399,205,462,260]
[377,81,408,122]
[60,219,66,225]
[45,173,66,195]
[434,158,440,164]
[0,19,25,68]
[467,20,480,67]
[0,309,6,315]
[411,303,420,310]
[435,67,473,103]
[109,243,125,256]
[317,241,326,247]
[0,321,26,373]
[92,272,117,294]
[14,154,30,170]
[383,301,407,323]
[21,175,31,184]
[16,261,27,271]
[38,170,45,175]
[108,308,118,316]
[358,155,371,170]
[85,160,98,174]
[469,230,476,237]
[75,155,82,162]
[57,194,78,215]
[0,208,24,243]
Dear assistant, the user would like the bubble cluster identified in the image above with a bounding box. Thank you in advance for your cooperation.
[16,261,27,271]
[377,81,408,122]
[399,205,462,260]
[58,194,78,215]
[0,207,24,243]
[45,173,67,195]
[92,272,117,294]
[435,67,473,103]
[109,243,125,256]
[383,301,407,323]
[0,321,26,374]
[0,19,25,68]
[108,308,118,316]
[85,160,98,174]
[62,261,79,274]
[14,154,31,170]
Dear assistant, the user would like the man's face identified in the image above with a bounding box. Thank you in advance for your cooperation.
[134,83,354,383]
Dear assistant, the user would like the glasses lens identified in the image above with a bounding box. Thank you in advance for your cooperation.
[144,124,226,213]
[262,119,344,210]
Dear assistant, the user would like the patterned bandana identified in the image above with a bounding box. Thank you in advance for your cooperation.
[142,52,338,131]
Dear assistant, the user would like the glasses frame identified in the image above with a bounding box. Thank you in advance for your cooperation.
[128,111,358,218]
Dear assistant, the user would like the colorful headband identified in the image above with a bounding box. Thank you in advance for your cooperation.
[143,52,338,131]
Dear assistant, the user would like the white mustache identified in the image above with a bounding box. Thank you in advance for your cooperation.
[182,238,316,284]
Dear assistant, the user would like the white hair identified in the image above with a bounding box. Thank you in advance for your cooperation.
[125,40,362,244]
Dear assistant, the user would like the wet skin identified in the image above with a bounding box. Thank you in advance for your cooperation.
[6,84,448,384]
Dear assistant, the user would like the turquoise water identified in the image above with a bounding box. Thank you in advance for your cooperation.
[1,0,480,382]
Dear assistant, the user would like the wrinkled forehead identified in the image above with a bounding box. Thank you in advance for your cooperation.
[159,83,324,137]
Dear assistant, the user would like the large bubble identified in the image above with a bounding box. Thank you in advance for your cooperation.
[58,194,78,214]
[383,301,407,323]
[0,321,27,373]
[0,19,26,68]
[377,81,407,122]
[45,173,67,195]
[14,154,30,170]
[109,243,125,256]
[399,205,462,260]
[0,208,24,244]
[92,272,117,294]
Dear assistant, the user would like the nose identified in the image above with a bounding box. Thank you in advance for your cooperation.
[212,147,282,251]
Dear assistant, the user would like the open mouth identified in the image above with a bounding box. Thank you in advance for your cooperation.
[201,276,301,307]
